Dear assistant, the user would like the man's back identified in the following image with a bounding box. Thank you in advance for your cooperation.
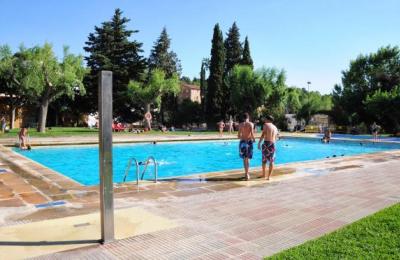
[239,121,254,141]
[263,123,278,142]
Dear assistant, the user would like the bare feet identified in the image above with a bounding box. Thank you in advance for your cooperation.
[246,173,250,181]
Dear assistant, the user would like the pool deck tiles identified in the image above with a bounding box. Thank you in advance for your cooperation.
[27,154,400,259]
[0,207,176,260]
[0,134,399,259]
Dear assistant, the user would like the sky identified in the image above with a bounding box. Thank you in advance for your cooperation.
[1,0,400,94]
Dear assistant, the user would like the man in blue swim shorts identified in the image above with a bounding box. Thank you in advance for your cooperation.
[258,115,278,180]
[238,112,255,180]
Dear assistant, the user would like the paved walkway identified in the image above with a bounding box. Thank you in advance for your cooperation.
[33,153,400,259]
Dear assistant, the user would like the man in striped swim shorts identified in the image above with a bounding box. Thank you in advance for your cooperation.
[238,112,255,180]
[258,115,278,180]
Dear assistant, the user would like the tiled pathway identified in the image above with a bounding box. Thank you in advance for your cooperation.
[34,155,400,259]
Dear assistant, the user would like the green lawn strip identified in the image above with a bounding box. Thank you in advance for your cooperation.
[267,203,400,259]
[0,127,221,138]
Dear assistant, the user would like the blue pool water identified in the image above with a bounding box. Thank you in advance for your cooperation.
[15,138,400,186]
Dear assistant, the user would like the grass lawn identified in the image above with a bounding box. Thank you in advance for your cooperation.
[267,203,400,259]
[0,127,221,138]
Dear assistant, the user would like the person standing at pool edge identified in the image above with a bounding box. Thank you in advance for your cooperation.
[258,115,278,180]
[218,120,225,136]
[238,113,255,180]
[1,115,6,133]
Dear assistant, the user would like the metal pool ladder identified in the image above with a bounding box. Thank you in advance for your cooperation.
[123,156,158,185]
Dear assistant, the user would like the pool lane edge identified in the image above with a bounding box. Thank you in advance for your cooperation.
[2,142,400,193]
[2,132,400,148]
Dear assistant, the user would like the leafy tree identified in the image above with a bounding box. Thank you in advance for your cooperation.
[22,44,86,132]
[180,76,192,84]
[206,24,225,124]
[229,65,266,117]
[126,69,180,120]
[286,87,302,114]
[191,77,200,86]
[258,68,288,125]
[331,84,350,125]
[365,87,400,134]
[0,45,30,128]
[296,91,332,124]
[83,8,146,119]
[175,99,202,125]
[333,46,400,128]
[148,27,181,77]
[241,36,253,68]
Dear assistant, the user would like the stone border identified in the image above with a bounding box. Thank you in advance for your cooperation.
[2,136,400,192]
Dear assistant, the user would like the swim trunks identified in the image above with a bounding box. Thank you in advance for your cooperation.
[262,141,275,163]
[239,140,253,159]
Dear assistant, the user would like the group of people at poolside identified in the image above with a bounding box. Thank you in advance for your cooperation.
[218,116,235,136]
[237,113,278,181]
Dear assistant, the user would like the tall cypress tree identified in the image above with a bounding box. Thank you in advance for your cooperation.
[200,58,209,115]
[148,27,181,78]
[82,8,146,119]
[222,22,243,118]
[241,36,253,68]
[206,24,225,124]
[224,22,242,73]
[148,27,181,123]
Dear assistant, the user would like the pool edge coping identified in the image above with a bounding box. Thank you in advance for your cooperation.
[2,138,400,192]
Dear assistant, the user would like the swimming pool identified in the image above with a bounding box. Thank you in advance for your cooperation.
[15,138,400,186]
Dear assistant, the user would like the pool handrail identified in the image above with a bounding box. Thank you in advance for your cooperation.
[123,156,158,185]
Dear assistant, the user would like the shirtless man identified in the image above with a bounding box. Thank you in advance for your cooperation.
[238,113,255,180]
[258,115,278,180]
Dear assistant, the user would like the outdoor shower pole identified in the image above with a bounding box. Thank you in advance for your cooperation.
[99,71,115,243]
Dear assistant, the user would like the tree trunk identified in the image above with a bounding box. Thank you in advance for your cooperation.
[10,106,15,129]
[55,112,59,126]
[145,103,152,130]
[38,99,49,133]
[145,103,151,113]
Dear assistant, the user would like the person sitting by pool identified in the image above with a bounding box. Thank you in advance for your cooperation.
[158,124,168,133]
[322,128,332,143]
[238,112,255,181]
[258,115,278,180]
[18,127,31,150]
